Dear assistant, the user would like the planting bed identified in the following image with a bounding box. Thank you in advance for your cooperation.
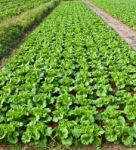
[0,1,136,149]
[0,0,60,59]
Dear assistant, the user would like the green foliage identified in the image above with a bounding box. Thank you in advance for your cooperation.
[0,1,136,149]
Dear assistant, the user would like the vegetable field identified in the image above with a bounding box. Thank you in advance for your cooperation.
[91,0,136,30]
[0,0,136,149]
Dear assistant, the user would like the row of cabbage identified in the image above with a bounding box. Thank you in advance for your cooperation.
[0,1,136,148]
[0,0,50,20]
[91,0,136,31]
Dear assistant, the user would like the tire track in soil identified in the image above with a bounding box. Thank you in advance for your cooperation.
[83,0,136,51]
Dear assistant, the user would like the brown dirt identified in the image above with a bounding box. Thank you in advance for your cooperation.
[77,144,136,150]
[0,143,135,150]
[130,91,136,95]
[83,0,136,51]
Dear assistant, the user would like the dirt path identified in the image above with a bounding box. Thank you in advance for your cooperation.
[83,0,136,51]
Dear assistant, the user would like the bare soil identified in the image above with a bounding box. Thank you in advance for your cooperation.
[0,143,135,150]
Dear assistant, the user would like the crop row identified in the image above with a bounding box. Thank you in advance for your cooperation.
[0,0,60,59]
[0,1,136,148]
[0,0,49,20]
[91,0,136,31]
